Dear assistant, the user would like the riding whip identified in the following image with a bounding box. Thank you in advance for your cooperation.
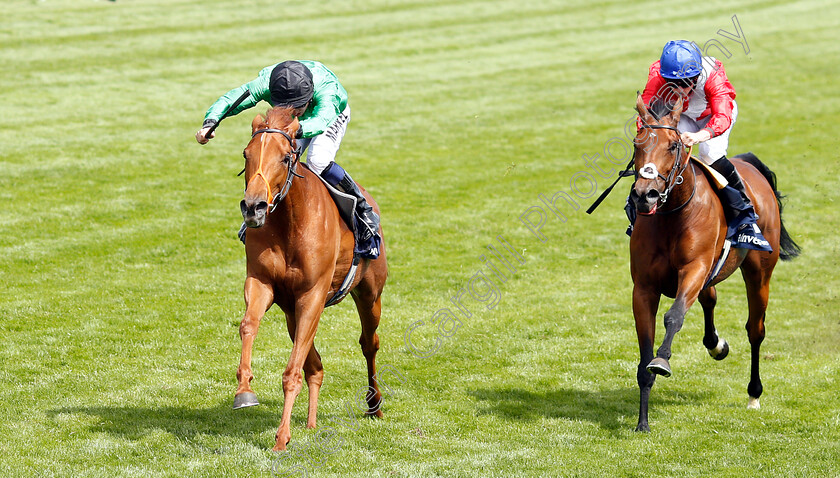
[204,89,251,139]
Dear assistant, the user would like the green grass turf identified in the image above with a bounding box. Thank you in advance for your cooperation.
[1,0,838,476]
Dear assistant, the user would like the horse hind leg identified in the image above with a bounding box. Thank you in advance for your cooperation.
[351,289,384,417]
[303,345,324,429]
[742,259,772,410]
[699,286,730,360]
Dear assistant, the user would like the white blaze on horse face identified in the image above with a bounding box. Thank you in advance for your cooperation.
[639,162,659,179]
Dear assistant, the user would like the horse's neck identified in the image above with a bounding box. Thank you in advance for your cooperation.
[662,162,698,216]
[668,163,727,236]
[264,167,349,276]
[268,166,325,228]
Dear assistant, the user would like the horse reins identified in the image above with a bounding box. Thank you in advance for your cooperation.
[636,123,696,214]
[249,128,304,213]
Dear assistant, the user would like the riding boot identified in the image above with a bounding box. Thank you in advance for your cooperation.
[321,162,381,259]
[710,156,773,252]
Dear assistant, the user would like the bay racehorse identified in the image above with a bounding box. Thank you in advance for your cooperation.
[234,106,388,450]
[629,94,799,432]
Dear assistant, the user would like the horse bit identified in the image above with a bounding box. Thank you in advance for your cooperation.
[244,128,304,213]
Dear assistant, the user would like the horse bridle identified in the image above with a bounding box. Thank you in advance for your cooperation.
[247,128,304,213]
[636,123,695,213]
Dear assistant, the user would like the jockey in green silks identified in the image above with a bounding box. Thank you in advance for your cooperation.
[196,60,380,258]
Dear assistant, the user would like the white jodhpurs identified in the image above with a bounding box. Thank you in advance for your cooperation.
[677,101,738,165]
[297,107,350,174]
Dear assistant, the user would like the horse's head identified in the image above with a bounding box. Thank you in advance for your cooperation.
[240,107,301,228]
[630,93,688,215]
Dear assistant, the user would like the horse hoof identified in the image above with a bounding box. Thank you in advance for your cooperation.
[273,435,291,451]
[646,358,672,377]
[747,397,760,410]
[233,392,259,410]
[634,423,650,433]
[708,338,730,361]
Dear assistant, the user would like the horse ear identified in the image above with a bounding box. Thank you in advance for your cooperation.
[667,95,683,126]
[636,93,655,125]
[251,114,265,133]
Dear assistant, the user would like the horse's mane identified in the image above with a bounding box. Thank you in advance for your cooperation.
[264,106,297,130]
[649,97,675,121]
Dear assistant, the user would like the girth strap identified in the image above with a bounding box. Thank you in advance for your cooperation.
[325,255,361,307]
[704,239,733,289]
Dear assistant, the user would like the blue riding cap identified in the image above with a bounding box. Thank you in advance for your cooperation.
[660,40,702,79]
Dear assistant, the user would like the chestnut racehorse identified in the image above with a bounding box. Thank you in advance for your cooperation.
[234,106,388,450]
[629,94,799,432]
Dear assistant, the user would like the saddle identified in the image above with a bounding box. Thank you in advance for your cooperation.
[691,157,728,189]
[691,156,751,237]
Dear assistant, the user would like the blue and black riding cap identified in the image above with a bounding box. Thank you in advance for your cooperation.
[269,61,314,108]
[660,40,702,88]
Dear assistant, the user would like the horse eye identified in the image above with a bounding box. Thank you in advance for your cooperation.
[669,141,680,151]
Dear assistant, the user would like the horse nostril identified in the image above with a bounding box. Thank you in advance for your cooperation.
[255,201,268,213]
[645,190,660,202]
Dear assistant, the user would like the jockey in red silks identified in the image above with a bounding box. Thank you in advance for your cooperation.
[629,40,771,252]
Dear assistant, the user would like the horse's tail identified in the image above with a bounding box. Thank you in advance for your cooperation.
[735,152,802,261]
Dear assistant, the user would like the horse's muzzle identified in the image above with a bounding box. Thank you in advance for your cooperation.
[240,199,268,228]
[630,185,660,215]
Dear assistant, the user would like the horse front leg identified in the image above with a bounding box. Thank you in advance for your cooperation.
[274,294,326,451]
[233,277,275,409]
[633,285,660,432]
[648,265,708,377]
[303,346,324,428]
